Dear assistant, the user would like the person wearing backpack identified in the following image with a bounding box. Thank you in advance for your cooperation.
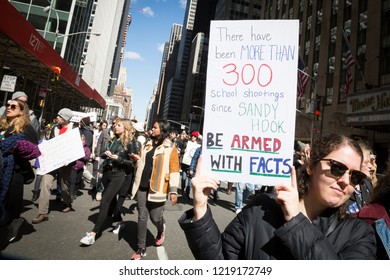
[0,99,39,245]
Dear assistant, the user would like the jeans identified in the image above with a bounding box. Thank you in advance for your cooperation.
[234,182,254,210]
[136,188,165,249]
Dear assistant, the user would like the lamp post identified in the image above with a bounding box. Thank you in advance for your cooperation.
[297,69,317,147]
[43,5,59,46]
[54,31,101,51]
[167,119,189,130]
[189,105,205,132]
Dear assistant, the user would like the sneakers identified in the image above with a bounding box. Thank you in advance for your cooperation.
[155,224,166,246]
[96,192,102,201]
[80,232,95,245]
[32,213,49,224]
[113,221,124,235]
[131,248,147,260]
[235,208,242,215]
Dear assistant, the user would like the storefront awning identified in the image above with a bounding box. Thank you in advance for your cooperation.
[0,0,106,109]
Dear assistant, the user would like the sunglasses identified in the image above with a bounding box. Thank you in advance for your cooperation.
[7,104,19,110]
[321,158,367,186]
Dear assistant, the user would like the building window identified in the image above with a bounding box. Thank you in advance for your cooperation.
[381,1,390,75]
[325,87,334,105]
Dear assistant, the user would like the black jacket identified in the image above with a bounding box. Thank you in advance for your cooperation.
[100,138,133,174]
[178,194,376,260]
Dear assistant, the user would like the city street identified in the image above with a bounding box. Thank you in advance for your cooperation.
[0,175,236,260]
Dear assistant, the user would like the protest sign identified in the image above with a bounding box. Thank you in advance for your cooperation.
[201,20,299,186]
[37,128,85,175]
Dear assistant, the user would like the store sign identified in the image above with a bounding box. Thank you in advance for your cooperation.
[347,89,390,114]
[1,75,17,92]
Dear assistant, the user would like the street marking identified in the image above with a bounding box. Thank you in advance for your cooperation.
[157,246,169,260]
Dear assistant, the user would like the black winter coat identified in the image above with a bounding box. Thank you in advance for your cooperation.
[178,194,376,260]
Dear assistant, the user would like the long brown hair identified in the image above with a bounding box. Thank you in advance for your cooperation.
[0,100,31,134]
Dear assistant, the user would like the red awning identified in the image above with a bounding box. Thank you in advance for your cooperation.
[0,0,106,108]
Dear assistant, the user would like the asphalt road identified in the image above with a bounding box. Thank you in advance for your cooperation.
[0,174,236,260]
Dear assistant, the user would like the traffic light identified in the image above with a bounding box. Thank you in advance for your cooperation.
[314,96,322,121]
[52,66,61,81]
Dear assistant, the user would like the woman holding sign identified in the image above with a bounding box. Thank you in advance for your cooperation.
[178,133,376,259]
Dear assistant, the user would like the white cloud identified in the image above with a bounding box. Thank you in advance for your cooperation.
[141,7,154,17]
[179,0,187,9]
[157,43,165,53]
[125,51,143,60]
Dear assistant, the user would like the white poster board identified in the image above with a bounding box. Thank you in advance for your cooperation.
[70,111,97,123]
[1,75,17,92]
[37,128,85,175]
[201,20,299,186]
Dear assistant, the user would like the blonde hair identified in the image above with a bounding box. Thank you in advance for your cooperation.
[0,100,31,133]
[116,118,134,147]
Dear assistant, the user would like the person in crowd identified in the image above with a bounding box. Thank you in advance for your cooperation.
[91,120,108,186]
[32,108,75,223]
[130,120,180,260]
[178,133,376,259]
[79,119,134,246]
[79,117,94,187]
[0,99,40,244]
[358,165,390,260]
[70,134,91,200]
[31,126,52,202]
[175,131,187,163]
[93,120,111,201]
[110,121,142,235]
[169,129,178,144]
[0,91,40,134]
[347,140,374,215]
[234,182,254,214]
[188,145,219,202]
[132,121,147,146]
[370,153,378,188]
[180,131,201,199]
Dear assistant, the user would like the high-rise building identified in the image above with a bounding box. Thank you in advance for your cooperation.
[152,23,182,124]
[161,0,198,124]
[8,0,130,103]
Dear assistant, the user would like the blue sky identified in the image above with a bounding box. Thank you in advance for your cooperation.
[123,0,186,121]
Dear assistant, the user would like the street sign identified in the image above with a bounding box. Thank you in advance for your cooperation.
[1,75,17,92]
[39,87,47,97]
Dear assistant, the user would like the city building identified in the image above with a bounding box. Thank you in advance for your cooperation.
[0,0,130,121]
[153,0,390,172]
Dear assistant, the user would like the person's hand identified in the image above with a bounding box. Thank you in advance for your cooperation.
[130,153,140,161]
[191,155,220,221]
[274,167,300,221]
[170,193,177,206]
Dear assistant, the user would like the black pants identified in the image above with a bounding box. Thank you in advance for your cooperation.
[92,169,126,234]
[4,171,24,224]
[113,173,134,219]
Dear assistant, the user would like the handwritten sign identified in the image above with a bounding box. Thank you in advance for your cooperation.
[70,111,97,123]
[200,20,299,186]
[37,128,85,175]
[1,75,17,92]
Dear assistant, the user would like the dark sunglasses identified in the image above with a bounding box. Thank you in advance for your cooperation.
[321,158,367,186]
[7,104,19,110]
